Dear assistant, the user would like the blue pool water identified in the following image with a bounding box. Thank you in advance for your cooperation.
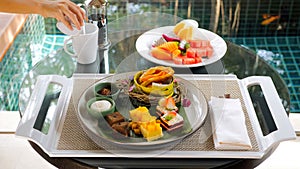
[229,36,300,112]
[0,29,67,111]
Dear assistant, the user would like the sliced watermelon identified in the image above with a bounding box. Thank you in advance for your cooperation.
[201,40,211,47]
[173,55,201,65]
[172,56,183,64]
[188,39,211,48]
[206,46,213,58]
[187,47,214,58]
[194,48,206,57]
[194,56,202,63]
[188,39,202,48]
[182,57,196,64]
[186,48,196,58]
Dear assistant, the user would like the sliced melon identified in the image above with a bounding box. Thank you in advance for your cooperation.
[150,47,172,60]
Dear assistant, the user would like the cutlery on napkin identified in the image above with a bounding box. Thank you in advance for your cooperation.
[209,96,252,150]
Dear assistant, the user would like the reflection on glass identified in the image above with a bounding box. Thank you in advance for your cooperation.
[248,85,278,136]
[33,83,62,135]
[19,49,76,116]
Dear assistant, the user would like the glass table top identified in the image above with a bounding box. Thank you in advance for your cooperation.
[18,13,289,140]
[16,11,293,169]
[19,12,290,115]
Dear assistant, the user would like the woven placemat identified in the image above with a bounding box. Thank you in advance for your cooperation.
[57,77,259,152]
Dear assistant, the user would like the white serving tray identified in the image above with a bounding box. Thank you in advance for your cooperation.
[15,74,296,159]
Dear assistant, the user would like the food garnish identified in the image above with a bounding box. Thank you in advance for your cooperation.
[182,98,191,107]
[162,33,180,42]
[152,36,167,47]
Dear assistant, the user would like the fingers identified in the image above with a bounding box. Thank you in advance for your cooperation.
[67,2,85,27]
[64,10,81,30]
[60,17,74,30]
[58,0,86,30]
[80,7,88,22]
[55,9,73,30]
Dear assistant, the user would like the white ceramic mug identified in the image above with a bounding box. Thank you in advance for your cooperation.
[64,23,98,64]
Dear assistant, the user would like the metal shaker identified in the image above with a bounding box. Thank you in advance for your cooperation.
[85,0,110,49]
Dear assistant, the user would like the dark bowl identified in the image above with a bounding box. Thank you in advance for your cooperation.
[94,82,121,100]
[86,97,116,119]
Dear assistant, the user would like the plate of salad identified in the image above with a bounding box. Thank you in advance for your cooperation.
[136,26,227,68]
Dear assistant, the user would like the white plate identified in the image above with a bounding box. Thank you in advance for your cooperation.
[136,26,227,68]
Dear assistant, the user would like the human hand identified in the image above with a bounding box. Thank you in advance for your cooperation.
[40,0,87,30]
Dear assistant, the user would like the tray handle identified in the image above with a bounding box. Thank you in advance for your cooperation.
[241,76,296,152]
[16,75,73,152]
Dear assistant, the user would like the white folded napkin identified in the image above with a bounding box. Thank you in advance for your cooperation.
[209,96,252,150]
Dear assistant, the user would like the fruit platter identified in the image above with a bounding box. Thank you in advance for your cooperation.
[77,66,208,150]
[136,19,227,68]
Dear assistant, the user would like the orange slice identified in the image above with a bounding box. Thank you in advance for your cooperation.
[158,42,179,53]
[172,49,181,57]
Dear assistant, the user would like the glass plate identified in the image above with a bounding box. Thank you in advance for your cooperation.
[77,72,208,151]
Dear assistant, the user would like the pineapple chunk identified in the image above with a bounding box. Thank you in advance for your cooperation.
[129,106,156,122]
[140,121,163,141]
[129,106,163,141]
